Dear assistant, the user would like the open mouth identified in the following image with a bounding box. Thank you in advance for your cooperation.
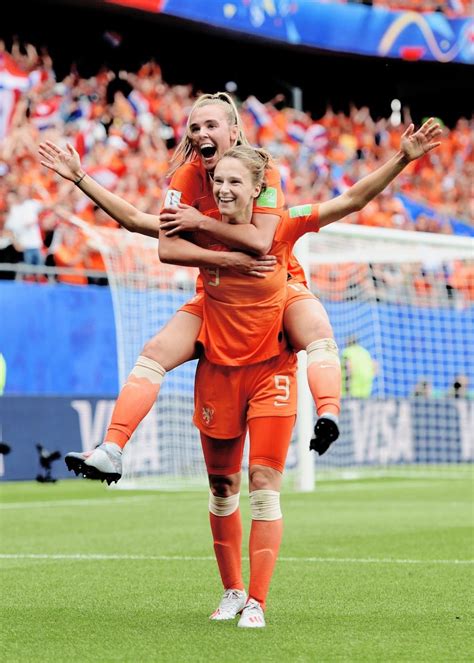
[200,144,217,159]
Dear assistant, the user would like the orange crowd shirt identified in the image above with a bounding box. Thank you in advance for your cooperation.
[197,204,320,366]
[161,158,307,285]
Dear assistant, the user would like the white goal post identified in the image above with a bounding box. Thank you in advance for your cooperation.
[61,212,474,489]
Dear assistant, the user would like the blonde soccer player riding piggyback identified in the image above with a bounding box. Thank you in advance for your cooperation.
[39,91,342,488]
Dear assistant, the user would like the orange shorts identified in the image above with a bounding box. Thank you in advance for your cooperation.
[200,415,296,475]
[285,277,318,308]
[179,292,204,319]
[193,349,297,439]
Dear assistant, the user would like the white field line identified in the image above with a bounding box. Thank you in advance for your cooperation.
[0,497,156,510]
[0,553,472,565]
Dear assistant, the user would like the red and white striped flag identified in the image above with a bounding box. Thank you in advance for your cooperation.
[245,96,272,128]
[0,52,30,91]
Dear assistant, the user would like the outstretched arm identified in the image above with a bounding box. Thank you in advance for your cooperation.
[318,118,442,228]
[38,141,159,238]
[159,205,278,255]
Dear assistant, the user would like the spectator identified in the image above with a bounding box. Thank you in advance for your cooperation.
[53,225,88,285]
[341,335,377,398]
[4,185,45,271]
[0,211,23,280]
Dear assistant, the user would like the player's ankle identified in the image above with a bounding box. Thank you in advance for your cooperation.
[317,411,339,423]
[103,441,123,454]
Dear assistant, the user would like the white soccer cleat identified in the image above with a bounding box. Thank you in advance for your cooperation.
[237,598,266,628]
[209,589,247,621]
[65,442,122,484]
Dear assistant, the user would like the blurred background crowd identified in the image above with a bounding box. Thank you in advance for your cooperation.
[0,1,472,298]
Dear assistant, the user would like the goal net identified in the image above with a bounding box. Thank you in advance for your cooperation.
[299,223,474,484]
[62,213,474,488]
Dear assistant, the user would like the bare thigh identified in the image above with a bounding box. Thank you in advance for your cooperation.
[283,298,334,351]
[141,311,202,371]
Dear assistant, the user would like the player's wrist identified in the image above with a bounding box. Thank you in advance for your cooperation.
[217,252,235,268]
[396,150,410,167]
[198,215,211,232]
[73,171,86,186]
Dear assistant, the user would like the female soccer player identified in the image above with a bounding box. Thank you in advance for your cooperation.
[42,114,440,626]
[39,92,340,484]
[178,120,441,627]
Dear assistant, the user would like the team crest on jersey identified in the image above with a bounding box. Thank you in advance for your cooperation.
[202,406,215,425]
[289,204,312,218]
[164,189,182,208]
[256,187,277,208]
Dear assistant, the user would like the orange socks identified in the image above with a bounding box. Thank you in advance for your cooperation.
[248,519,283,610]
[209,492,244,591]
[105,355,165,449]
[209,490,284,609]
[306,339,341,416]
[248,490,283,610]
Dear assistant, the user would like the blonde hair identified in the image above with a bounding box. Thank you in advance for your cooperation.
[168,92,249,176]
[219,145,271,190]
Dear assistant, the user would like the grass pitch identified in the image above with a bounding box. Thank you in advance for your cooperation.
[1,472,473,662]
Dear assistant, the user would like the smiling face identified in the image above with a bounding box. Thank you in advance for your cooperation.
[188,104,239,172]
[213,156,262,223]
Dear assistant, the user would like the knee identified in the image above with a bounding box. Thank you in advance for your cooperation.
[303,318,334,344]
[284,305,334,350]
[315,321,334,339]
[209,473,240,498]
[249,465,280,492]
[141,334,165,363]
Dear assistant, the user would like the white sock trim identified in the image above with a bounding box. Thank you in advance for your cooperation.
[209,491,240,517]
[249,490,282,521]
[306,338,340,367]
[131,355,166,384]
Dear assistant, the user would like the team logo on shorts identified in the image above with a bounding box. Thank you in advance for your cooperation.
[201,406,215,425]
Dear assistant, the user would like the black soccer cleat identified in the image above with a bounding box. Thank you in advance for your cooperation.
[309,416,340,456]
[65,454,88,477]
[64,444,122,484]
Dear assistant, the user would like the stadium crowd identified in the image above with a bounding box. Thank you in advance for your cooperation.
[0,40,472,300]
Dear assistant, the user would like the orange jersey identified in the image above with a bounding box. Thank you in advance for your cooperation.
[197,204,320,366]
[162,159,307,285]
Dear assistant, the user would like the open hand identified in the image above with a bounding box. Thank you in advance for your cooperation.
[38,141,82,183]
[401,118,442,162]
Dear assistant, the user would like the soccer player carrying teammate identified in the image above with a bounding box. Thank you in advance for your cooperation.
[39,92,341,483]
[162,119,441,627]
[41,112,440,626]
